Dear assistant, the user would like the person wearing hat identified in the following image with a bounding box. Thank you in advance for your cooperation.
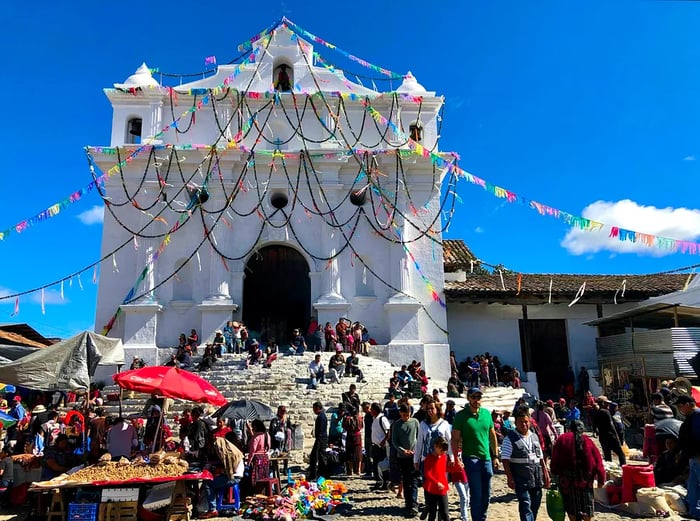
[245,339,263,368]
[553,398,569,422]
[5,396,26,451]
[592,396,626,466]
[677,394,700,517]
[130,355,146,370]
[212,330,225,358]
[30,404,49,438]
[451,387,500,521]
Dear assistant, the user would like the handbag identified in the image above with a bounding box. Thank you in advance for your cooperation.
[447,460,467,483]
[546,482,566,521]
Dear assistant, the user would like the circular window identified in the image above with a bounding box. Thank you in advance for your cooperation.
[350,186,368,206]
[270,192,289,209]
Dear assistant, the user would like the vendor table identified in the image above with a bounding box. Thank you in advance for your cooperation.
[269,455,290,483]
[29,470,213,521]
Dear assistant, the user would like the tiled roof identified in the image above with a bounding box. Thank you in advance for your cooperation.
[444,273,691,304]
[0,324,54,348]
[443,239,479,271]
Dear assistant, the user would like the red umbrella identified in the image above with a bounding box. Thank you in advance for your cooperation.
[113,366,227,406]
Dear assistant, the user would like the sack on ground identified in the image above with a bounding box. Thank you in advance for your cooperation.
[635,487,672,515]
[663,490,687,514]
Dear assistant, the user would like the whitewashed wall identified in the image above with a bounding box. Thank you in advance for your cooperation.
[446,301,640,375]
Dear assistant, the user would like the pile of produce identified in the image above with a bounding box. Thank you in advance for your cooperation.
[49,452,189,484]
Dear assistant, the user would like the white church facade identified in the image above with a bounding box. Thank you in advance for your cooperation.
[90,20,452,380]
[89,19,692,393]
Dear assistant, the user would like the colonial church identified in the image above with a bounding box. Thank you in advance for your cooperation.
[91,19,452,380]
[90,19,692,393]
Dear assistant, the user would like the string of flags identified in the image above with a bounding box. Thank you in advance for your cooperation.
[2,17,699,321]
[364,103,700,256]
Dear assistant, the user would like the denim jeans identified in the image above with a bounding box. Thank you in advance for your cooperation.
[309,371,325,389]
[203,474,231,511]
[454,480,470,521]
[515,485,542,521]
[463,457,493,521]
[687,458,700,518]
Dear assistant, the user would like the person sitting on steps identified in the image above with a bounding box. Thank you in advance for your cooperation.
[308,354,327,389]
[344,349,366,383]
[289,328,306,355]
[328,344,346,384]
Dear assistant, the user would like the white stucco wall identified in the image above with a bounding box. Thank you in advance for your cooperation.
[92,25,452,381]
[446,301,640,378]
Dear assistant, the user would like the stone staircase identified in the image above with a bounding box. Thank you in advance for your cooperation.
[97,351,524,461]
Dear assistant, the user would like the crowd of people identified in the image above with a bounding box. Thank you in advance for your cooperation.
[159,317,375,375]
[0,390,301,518]
[304,377,700,521]
[3,333,700,521]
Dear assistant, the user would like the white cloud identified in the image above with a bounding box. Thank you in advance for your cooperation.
[0,286,16,305]
[561,199,700,257]
[474,226,484,233]
[0,286,69,307]
[77,205,104,225]
[29,289,70,306]
[684,155,696,161]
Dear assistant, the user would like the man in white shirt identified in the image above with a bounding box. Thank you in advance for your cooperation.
[370,402,391,490]
[308,354,326,389]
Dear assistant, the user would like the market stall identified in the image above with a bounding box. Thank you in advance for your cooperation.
[28,453,213,521]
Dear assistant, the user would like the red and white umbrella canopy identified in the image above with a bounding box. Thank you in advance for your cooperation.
[113,366,227,406]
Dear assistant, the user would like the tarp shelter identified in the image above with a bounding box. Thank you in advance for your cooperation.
[0,331,124,391]
[0,344,39,363]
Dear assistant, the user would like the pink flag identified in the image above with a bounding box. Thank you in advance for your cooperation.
[205,55,217,65]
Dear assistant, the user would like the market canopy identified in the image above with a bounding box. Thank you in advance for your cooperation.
[213,399,275,421]
[113,366,227,406]
[0,331,124,391]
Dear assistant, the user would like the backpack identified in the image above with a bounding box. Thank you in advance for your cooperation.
[422,420,445,459]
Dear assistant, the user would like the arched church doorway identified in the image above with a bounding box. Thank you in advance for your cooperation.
[242,245,311,346]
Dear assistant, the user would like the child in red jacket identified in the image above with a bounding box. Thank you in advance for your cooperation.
[422,436,449,521]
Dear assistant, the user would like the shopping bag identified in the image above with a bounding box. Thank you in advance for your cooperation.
[546,483,566,521]
[447,460,467,483]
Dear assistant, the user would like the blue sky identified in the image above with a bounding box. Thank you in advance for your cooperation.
[1,0,700,339]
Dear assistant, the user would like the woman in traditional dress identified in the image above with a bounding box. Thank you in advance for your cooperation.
[550,420,605,521]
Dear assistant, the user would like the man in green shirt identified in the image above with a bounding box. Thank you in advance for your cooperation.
[451,387,500,521]
[391,403,420,518]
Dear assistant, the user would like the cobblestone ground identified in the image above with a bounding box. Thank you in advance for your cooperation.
[0,466,686,521]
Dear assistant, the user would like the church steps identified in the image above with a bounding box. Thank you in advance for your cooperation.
[94,351,523,458]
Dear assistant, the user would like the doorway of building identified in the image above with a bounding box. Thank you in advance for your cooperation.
[519,319,570,397]
[243,245,311,346]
